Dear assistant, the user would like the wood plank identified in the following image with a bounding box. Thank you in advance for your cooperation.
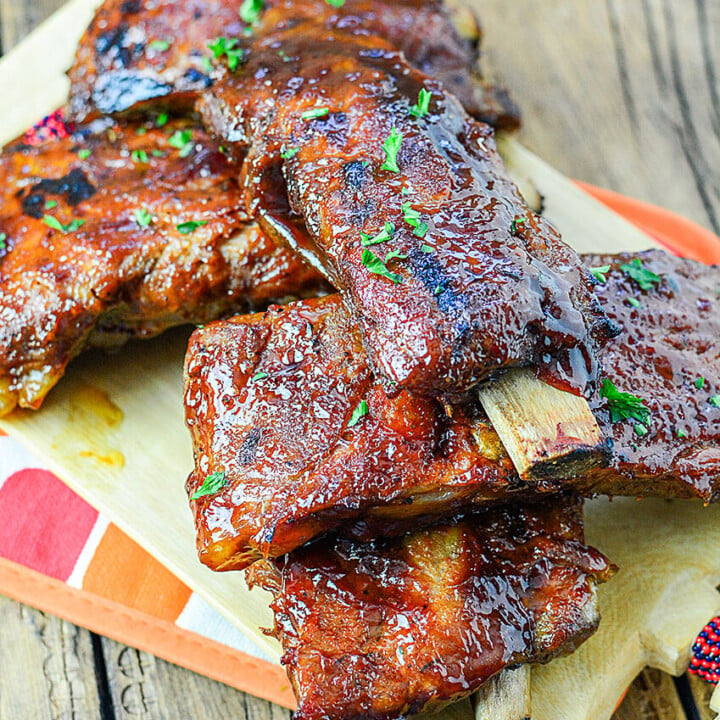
[0,0,67,50]
[687,672,718,720]
[0,594,102,719]
[99,636,280,720]
[613,668,687,720]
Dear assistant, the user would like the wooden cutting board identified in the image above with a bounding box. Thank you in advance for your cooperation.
[1,1,719,718]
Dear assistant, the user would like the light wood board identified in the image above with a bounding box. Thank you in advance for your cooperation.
[0,1,718,719]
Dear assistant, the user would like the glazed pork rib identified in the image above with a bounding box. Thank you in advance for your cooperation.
[0,119,325,416]
[247,497,614,720]
[68,0,519,130]
[199,0,617,396]
[184,250,720,571]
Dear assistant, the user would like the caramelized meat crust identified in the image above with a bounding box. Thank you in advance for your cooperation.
[0,119,324,416]
[247,497,614,720]
[68,0,519,129]
[184,250,720,571]
[199,0,615,396]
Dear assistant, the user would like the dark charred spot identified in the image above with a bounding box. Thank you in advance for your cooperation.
[183,67,213,88]
[238,427,263,465]
[406,247,467,314]
[120,0,142,13]
[21,168,97,218]
[93,71,172,114]
[95,23,128,58]
[342,160,368,191]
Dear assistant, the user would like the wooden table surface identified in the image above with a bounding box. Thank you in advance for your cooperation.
[1,0,719,718]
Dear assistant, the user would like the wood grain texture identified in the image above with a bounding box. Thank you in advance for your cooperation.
[0,0,66,50]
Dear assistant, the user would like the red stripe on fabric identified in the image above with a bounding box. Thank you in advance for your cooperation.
[0,469,98,581]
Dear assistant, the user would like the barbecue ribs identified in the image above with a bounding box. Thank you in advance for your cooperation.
[184,250,719,571]
[247,497,614,720]
[68,0,519,129]
[0,119,324,416]
[199,0,617,396]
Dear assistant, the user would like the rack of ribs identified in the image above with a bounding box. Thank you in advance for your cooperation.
[247,496,614,720]
[0,118,325,415]
[184,250,719,571]
[198,0,617,397]
[68,0,519,130]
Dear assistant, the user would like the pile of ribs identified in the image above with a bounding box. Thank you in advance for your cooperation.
[0,0,718,718]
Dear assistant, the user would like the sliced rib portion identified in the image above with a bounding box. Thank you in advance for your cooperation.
[68,0,519,129]
[199,0,615,397]
[247,497,614,720]
[184,250,720,571]
[0,119,325,416]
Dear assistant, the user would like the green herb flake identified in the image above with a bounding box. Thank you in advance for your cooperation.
[434,285,443,295]
[360,221,394,247]
[590,265,611,283]
[133,208,153,228]
[381,127,402,173]
[325,0,345,7]
[695,377,705,390]
[251,371,268,382]
[384,250,407,263]
[420,244,434,254]
[710,395,720,408]
[302,106,330,120]
[0,233,6,250]
[401,201,428,237]
[168,129,194,157]
[240,0,263,23]
[177,220,209,235]
[620,258,661,291]
[400,187,411,195]
[627,297,641,308]
[131,149,149,164]
[281,147,300,160]
[409,87,431,118]
[45,200,58,210]
[208,37,244,71]
[348,399,369,427]
[202,55,215,74]
[156,113,169,128]
[148,39,171,52]
[151,149,166,158]
[78,148,92,160]
[677,428,688,438]
[191,470,228,500]
[361,248,402,284]
[599,378,651,425]
[634,423,649,437]
[43,215,85,234]
[510,217,526,235]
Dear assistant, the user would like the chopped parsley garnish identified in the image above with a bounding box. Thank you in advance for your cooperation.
[381,127,402,173]
[45,200,58,210]
[156,113,169,127]
[634,423,649,437]
[510,217,526,234]
[168,129,194,157]
[420,244,434,254]
[148,39,171,52]
[409,88,431,118]
[151,149,166,158]
[599,378,651,425]
[133,208,153,228]
[202,55,214,74]
[136,127,147,136]
[620,258,661,291]
[325,0,345,7]
[43,215,85,234]
[348,400,369,427]
[590,265,611,283]
[177,220,208,234]
[695,377,705,390]
[208,37,245,72]
[677,428,688,438]
[710,395,720,408]
[131,149,149,164]
[361,248,402,284]
[281,147,299,159]
[360,221,394,247]
[240,0,263,23]
[401,202,428,237]
[251,371,268,382]
[400,187,411,195]
[191,470,228,500]
[434,284,443,295]
[627,297,641,308]
[384,249,407,263]
[302,106,329,120]
[78,148,92,160]
[0,233,6,250]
